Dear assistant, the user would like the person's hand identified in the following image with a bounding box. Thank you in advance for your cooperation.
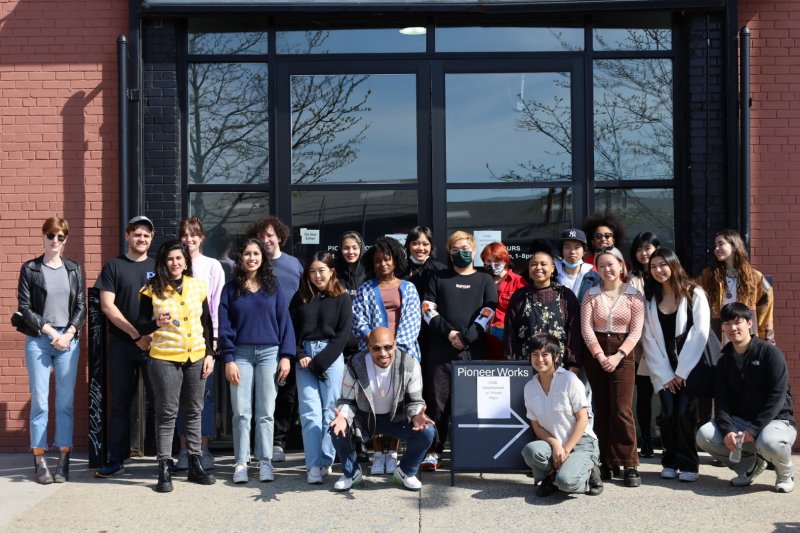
[600,353,622,373]
[201,355,215,379]
[51,330,74,351]
[298,356,312,369]
[330,408,348,437]
[448,330,465,351]
[411,406,435,431]
[551,442,568,469]
[156,312,172,328]
[277,357,291,382]
[135,334,151,351]
[225,362,240,385]
[663,376,684,394]
[742,431,755,444]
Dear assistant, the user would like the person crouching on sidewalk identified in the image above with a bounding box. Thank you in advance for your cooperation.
[329,326,435,491]
[521,333,603,497]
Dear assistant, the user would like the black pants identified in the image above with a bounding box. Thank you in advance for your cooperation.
[272,366,298,449]
[658,388,699,472]
[422,354,462,454]
[635,373,654,439]
[107,336,153,464]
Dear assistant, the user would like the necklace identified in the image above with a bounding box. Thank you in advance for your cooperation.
[366,357,393,398]
[725,272,737,299]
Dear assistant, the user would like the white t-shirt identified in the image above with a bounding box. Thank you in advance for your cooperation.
[365,354,394,415]
[524,367,596,444]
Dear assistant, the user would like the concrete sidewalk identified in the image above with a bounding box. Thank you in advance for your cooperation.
[1,451,799,532]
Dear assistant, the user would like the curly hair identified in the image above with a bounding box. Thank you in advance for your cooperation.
[244,216,290,245]
[582,212,626,252]
[149,240,193,300]
[233,238,277,297]
[362,236,407,279]
[706,229,761,309]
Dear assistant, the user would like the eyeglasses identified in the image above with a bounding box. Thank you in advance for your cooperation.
[45,232,67,242]
[369,344,394,353]
[594,232,614,240]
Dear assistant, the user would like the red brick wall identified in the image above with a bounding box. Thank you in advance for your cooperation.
[0,0,126,451]
[739,0,800,446]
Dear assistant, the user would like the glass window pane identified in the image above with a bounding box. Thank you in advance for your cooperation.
[593,28,672,51]
[594,188,675,249]
[277,29,425,54]
[290,190,418,261]
[188,63,268,185]
[188,31,268,55]
[291,74,417,184]
[446,73,572,184]
[447,188,572,264]
[594,59,673,181]
[436,27,583,52]
[188,191,271,279]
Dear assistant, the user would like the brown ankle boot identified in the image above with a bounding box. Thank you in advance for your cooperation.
[34,453,54,485]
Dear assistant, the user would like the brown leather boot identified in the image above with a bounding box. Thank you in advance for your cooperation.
[34,453,54,485]
[54,449,70,483]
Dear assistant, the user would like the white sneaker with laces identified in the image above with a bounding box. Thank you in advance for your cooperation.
[385,451,398,474]
[775,474,795,493]
[258,460,274,482]
[320,465,331,478]
[272,446,286,462]
[232,463,248,484]
[307,466,323,485]
[333,469,363,491]
[660,467,678,479]
[371,451,386,475]
[678,471,699,482]
[393,467,422,491]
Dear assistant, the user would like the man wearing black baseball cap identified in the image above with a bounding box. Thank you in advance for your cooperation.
[555,228,600,303]
[95,216,157,478]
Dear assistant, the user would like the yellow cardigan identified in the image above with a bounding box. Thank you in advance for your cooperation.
[141,276,209,363]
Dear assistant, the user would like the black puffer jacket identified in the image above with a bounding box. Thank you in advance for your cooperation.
[17,256,86,337]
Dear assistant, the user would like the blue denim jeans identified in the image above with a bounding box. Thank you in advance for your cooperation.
[230,344,279,464]
[296,340,345,469]
[331,414,435,477]
[25,330,80,449]
[522,434,600,492]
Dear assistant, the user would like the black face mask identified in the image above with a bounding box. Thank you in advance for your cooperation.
[451,250,473,268]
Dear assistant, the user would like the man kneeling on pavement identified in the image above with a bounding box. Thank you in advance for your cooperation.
[695,302,796,493]
[330,326,435,491]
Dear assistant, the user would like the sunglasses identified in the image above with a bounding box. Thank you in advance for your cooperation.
[594,232,614,240]
[369,344,395,353]
[46,232,67,242]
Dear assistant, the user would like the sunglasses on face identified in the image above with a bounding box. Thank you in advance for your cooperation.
[369,344,395,353]
[594,232,614,240]
[46,232,67,242]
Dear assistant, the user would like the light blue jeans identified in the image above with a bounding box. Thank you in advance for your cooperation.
[25,330,80,449]
[522,434,600,493]
[296,340,345,470]
[230,344,278,464]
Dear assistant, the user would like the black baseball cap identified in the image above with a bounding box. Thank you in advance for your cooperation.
[559,228,587,246]
[126,215,154,233]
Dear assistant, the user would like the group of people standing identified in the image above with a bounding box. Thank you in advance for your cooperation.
[14,211,795,497]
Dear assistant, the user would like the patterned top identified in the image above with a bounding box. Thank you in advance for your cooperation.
[580,283,645,358]
[352,279,421,361]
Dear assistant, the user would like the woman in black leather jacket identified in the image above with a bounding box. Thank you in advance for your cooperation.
[16,217,86,484]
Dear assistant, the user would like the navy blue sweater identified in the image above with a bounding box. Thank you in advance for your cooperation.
[217,281,296,364]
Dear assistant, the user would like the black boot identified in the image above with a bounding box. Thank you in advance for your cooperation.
[187,454,215,485]
[54,450,70,483]
[639,437,654,458]
[33,453,53,485]
[157,459,174,493]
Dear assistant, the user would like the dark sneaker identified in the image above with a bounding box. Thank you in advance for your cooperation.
[731,455,768,487]
[536,473,559,497]
[624,467,641,487]
[586,465,604,496]
[95,462,125,478]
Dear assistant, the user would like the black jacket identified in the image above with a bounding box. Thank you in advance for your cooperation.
[714,337,795,437]
[17,256,87,338]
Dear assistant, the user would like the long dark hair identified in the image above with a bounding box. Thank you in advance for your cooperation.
[362,236,407,279]
[648,248,698,305]
[629,232,661,278]
[150,239,192,300]
[233,238,277,297]
[298,252,346,303]
[405,225,437,259]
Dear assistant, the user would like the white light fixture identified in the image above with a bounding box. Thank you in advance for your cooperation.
[399,27,426,36]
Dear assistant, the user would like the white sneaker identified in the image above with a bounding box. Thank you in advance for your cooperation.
[371,451,386,475]
[174,449,189,471]
[333,469,364,491]
[393,467,422,491]
[678,471,699,482]
[385,451,398,474]
[307,466,323,485]
[258,460,274,482]
[660,467,678,479]
[200,449,216,471]
[731,456,768,487]
[320,465,331,478]
[775,475,794,493]
[272,446,286,462]
[232,463,248,484]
